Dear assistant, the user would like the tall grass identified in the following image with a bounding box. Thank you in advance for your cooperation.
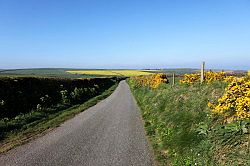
[128,80,249,165]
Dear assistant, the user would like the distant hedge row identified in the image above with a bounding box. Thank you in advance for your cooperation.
[0,77,121,119]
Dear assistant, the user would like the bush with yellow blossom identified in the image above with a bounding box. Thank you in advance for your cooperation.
[131,73,169,88]
[208,77,250,122]
[179,73,200,84]
[180,71,226,84]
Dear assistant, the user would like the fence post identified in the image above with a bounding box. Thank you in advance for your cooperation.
[201,61,205,83]
[172,73,175,86]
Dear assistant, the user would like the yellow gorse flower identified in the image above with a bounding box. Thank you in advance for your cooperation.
[210,77,250,122]
[131,74,169,88]
[179,73,200,84]
[205,71,226,83]
[180,71,227,84]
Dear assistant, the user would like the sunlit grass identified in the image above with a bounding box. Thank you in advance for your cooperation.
[67,70,154,76]
[128,79,249,165]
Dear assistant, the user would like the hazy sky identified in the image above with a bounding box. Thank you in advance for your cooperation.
[0,0,249,69]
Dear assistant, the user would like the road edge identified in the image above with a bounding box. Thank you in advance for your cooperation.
[126,80,157,166]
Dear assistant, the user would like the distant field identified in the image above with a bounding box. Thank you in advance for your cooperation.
[1,68,245,78]
[0,68,198,78]
[0,69,155,78]
[67,70,155,76]
[153,68,198,75]
[0,68,97,78]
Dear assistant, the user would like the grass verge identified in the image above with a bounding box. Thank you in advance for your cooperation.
[128,80,249,166]
[0,83,118,154]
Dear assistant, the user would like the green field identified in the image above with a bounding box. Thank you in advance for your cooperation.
[152,68,198,75]
[0,68,94,78]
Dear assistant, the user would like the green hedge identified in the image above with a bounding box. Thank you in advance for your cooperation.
[0,77,121,119]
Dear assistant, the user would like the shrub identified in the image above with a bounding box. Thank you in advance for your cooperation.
[209,77,250,122]
[60,90,70,105]
[180,71,226,84]
[131,74,169,88]
[0,77,121,119]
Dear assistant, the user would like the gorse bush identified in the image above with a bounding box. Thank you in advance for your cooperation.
[179,73,200,84]
[209,77,250,122]
[180,71,226,84]
[130,73,169,88]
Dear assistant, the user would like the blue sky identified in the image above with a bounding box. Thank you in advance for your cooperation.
[0,0,249,69]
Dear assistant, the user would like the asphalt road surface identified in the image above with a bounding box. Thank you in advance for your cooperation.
[0,80,154,166]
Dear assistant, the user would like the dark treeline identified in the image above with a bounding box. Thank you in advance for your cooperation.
[0,77,122,119]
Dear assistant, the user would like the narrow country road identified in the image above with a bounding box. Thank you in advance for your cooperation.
[0,81,154,166]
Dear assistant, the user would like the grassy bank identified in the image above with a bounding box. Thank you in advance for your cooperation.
[0,83,118,153]
[128,80,249,165]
